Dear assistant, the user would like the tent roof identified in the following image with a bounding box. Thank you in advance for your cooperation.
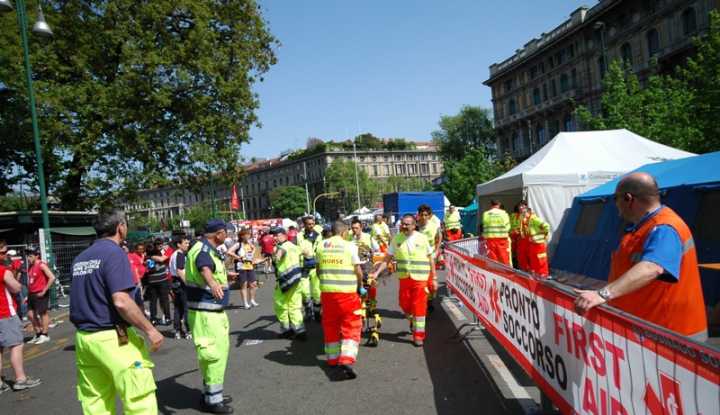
[477,129,695,195]
[579,151,720,198]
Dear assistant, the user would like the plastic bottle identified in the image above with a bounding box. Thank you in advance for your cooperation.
[134,361,142,370]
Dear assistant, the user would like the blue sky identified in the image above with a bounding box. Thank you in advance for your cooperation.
[245,1,591,160]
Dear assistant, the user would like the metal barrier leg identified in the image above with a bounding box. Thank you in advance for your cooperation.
[451,313,483,341]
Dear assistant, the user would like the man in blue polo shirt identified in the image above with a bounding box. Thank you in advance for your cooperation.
[70,209,164,415]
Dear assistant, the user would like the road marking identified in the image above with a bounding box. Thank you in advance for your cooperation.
[442,297,467,321]
[2,338,69,370]
[488,354,538,413]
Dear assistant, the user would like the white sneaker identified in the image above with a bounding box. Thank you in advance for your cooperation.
[243,303,251,310]
[35,335,50,344]
[250,300,259,307]
[160,316,166,325]
[26,335,39,344]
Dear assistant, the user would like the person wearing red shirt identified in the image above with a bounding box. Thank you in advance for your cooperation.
[25,247,56,345]
[261,232,276,274]
[123,241,146,309]
[0,244,41,391]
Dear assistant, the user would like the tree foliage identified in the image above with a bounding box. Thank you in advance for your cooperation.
[432,105,504,206]
[270,185,307,219]
[0,192,30,212]
[354,133,383,150]
[575,10,720,154]
[0,0,278,210]
[324,158,375,214]
[432,105,496,163]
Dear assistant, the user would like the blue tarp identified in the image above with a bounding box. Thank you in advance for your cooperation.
[382,192,446,221]
[552,151,720,306]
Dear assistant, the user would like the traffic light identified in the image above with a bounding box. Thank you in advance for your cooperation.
[341,187,346,198]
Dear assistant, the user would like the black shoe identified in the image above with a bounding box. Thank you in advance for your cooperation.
[340,363,357,379]
[427,301,435,313]
[202,402,234,414]
[295,332,308,341]
[278,329,295,339]
[200,395,233,405]
[314,313,322,323]
[151,320,159,326]
[303,315,312,323]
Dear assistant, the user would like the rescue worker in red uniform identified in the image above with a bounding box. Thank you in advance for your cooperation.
[573,172,708,341]
[481,198,511,266]
[370,214,437,347]
[520,207,550,277]
[418,204,441,313]
[316,220,364,379]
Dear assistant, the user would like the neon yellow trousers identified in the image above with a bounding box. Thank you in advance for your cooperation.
[300,268,322,313]
[274,283,305,333]
[189,310,230,405]
[75,328,157,415]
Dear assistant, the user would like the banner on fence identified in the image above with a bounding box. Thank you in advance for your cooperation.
[445,244,720,415]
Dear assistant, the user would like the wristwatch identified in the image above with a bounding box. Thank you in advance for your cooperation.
[598,288,611,301]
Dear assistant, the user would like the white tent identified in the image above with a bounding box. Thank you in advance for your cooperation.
[342,206,375,223]
[476,129,695,260]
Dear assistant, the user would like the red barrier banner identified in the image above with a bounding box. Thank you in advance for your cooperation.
[445,244,720,415]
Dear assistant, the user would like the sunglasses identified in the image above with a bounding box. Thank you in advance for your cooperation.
[0,250,7,255]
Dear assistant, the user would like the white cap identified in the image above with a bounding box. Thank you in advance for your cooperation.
[7,249,17,256]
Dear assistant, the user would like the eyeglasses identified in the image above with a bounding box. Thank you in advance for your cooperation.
[0,250,7,255]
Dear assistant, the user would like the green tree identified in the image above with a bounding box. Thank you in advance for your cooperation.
[270,186,307,219]
[354,133,383,150]
[177,199,230,229]
[0,191,29,212]
[0,0,278,210]
[324,158,374,213]
[574,61,700,151]
[575,11,720,154]
[432,105,496,163]
[439,149,507,207]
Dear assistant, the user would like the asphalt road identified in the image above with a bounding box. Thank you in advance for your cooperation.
[2,271,541,414]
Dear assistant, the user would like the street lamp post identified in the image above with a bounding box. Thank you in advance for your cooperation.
[593,21,615,129]
[352,142,361,210]
[0,0,55,265]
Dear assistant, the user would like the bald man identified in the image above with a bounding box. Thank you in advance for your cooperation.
[573,172,707,341]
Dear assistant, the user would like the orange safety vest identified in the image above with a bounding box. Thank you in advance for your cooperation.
[608,207,707,337]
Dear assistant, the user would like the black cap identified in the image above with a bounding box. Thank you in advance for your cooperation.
[26,246,40,255]
[270,227,287,235]
[205,218,227,234]
[121,241,129,247]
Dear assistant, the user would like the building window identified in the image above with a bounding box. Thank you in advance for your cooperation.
[556,50,567,65]
[432,164,437,174]
[396,165,404,175]
[512,133,519,151]
[504,79,515,93]
[530,66,539,79]
[372,165,378,176]
[408,164,416,174]
[683,8,697,36]
[571,68,578,89]
[384,165,390,175]
[598,57,606,80]
[560,74,569,93]
[621,42,633,69]
[646,28,660,59]
[564,113,574,132]
[543,83,548,101]
[568,44,574,58]
[509,99,517,115]
[420,164,428,174]
[371,156,377,161]
[551,79,557,97]
[536,124,546,144]
[533,88,541,105]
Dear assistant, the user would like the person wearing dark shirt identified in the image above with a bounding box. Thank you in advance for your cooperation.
[170,236,192,339]
[70,209,163,414]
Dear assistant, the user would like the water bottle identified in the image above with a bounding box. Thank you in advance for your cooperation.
[134,361,142,370]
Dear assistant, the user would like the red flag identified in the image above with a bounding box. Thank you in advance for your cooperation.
[161,217,167,232]
[231,185,240,210]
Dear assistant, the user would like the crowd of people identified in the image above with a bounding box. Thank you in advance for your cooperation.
[3,172,705,414]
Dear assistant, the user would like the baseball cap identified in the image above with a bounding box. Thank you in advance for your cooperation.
[7,249,17,256]
[26,246,40,255]
[205,218,228,234]
[270,227,287,235]
[120,241,129,247]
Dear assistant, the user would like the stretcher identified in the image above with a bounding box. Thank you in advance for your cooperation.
[358,249,392,347]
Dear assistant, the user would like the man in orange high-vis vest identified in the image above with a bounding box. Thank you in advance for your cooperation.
[573,172,708,341]
[520,208,550,277]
